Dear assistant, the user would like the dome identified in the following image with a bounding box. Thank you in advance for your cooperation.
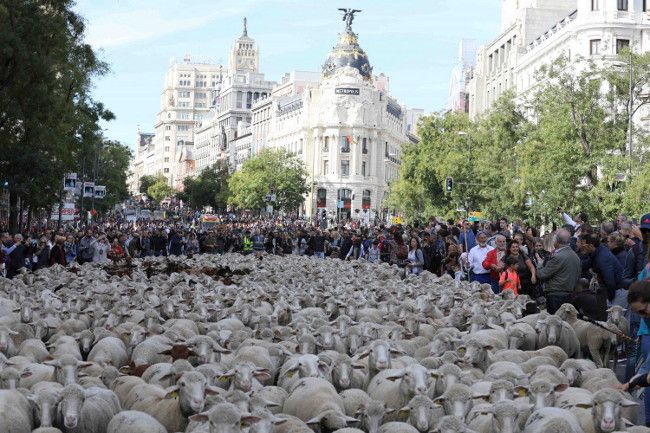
[322,30,373,81]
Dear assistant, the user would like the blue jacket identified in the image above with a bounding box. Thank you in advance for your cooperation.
[459,230,476,252]
[591,244,623,301]
[623,241,647,288]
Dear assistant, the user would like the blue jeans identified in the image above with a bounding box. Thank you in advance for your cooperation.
[314,252,325,259]
[489,277,500,295]
[626,313,641,381]
[470,273,491,285]
[641,334,650,424]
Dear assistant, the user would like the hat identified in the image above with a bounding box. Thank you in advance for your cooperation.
[641,213,650,230]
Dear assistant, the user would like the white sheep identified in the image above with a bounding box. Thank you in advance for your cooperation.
[0,389,34,433]
[56,384,121,433]
[106,410,167,433]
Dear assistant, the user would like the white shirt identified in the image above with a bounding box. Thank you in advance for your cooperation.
[467,244,494,275]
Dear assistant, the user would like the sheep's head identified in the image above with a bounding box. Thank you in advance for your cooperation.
[27,386,63,427]
[189,402,260,433]
[59,384,86,429]
[43,355,92,386]
[576,388,638,433]
[400,394,440,433]
[0,367,19,390]
[523,380,568,410]
[166,370,220,416]
[356,400,393,433]
[220,362,270,393]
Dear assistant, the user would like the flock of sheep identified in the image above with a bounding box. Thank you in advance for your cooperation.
[0,253,644,433]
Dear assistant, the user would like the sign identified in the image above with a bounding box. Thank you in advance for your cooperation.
[335,87,360,95]
[94,185,106,199]
[51,202,77,222]
[468,211,482,223]
[82,182,95,198]
[63,173,77,192]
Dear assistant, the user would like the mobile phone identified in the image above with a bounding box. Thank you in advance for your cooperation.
[632,218,638,225]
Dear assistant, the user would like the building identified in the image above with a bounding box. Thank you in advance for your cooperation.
[194,19,275,174]
[447,39,477,113]
[466,0,650,119]
[128,131,155,195]
[250,13,419,222]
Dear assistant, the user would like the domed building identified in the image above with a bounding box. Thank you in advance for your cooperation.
[251,11,422,223]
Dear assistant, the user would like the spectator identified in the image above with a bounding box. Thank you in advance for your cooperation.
[443,243,462,279]
[366,239,380,263]
[482,234,507,294]
[580,233,623,313]
[49,235,67,267]
[560,208,588,237]
[93,235,110,264]
[607,233,628,268]
[501,239,537,297]
[537,228,581,314]
[498,217,512,240]
[77,230,95,264]
[108,238,125,261]
[6,234,26,278]
[32,236,50,271]
[466,231,493,285]
[406,237,425,275]
[64,235,77,264]
[499,256,521,296]
[459,220,476,252]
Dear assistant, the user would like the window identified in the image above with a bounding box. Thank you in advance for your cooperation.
[195,92,206,99]
[341,160,350,176]
[165,136,170,141]
[616,39,630,54]
[178,125,190,132]
[317,188,327,208]
[164,157,169,162]
[323,136,329,152]
[164,146,170,152]
[362,138,368,154]
[179,113,190,120]
[590,39,601,55]
[617,0,628,10]
[165,125,171,130]
[385,142,389,158]
[195,103,206,108]
[362,190,371,210]
[340,136,350,153]
[323,160,329,175]
[338,189,352,210]
[179,91,190,98]
[246,92,252,109]
[361,162,366,177]
[178,101,190,108]
[236,91,243,109]
[591,0,599,11]
[163,168,170,173]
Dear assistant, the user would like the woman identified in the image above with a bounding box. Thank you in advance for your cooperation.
[93,235,110,263]
[443,243,462,279]
[186,232,200,255]
[406,237,425,275]
[524,226,538,256]
[64,235,77,264]
[500,239,537,297]
[32,236,50,271]
[108,238,125,262]
[513,232,529,256]
[49,236,67,267]
[530,237,550,268]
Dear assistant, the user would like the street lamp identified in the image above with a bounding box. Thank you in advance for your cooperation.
[457,131,472,218]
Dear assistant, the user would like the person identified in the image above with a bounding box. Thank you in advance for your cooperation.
[559,208,588,238]
[406,237,425,275]
[536,228,581,314]
[501,239,537,297]
[64,235,77,264]
[311,230,326,259]
[483,234,507,294]
[499,256,521,296]
[498,217,512,240]
[91,235,109,263]
[345,234,364,260]
[32,236,50,271]
[49,235,67,267]
[77,230,95,264]
[443,243,462,279]
[186,232,200,254]
[168,230,185,256]
[459,220,476,253]
[6,234,26,278]
[580,233,623,313]
[607,233,628,268]
[108,238,125,262]
[616,281,650,427]
[366,239,380,263]
[466,232,493,285]
[392,234,408,266]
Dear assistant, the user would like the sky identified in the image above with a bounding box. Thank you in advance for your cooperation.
[74,0,501,149]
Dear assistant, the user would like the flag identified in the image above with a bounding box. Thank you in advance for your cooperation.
[346,135,357,144]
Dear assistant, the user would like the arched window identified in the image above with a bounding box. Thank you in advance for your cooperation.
[317,188,327,208]
[338,189,352,210]
[362,190,371,210]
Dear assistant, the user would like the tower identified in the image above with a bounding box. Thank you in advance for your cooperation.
[228,17,259,73]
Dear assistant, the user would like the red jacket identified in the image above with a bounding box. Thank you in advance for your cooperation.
[482,249,501,280]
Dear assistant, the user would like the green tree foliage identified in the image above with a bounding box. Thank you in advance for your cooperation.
[228,149,308,212]
[139,175,157,195]
[183,161,230,210]
[0,0,113,231]
[388,53,649,225]
[94,141,131,212]
[147,176,175,203]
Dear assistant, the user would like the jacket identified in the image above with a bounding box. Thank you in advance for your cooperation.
[590,244,623,301]
[536,245,581,294]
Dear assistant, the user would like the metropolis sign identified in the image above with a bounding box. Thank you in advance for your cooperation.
[335,87,360,95]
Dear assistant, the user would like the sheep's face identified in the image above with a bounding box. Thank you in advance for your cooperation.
[28,390,62,427]
[560,365,581,386]
[332,357,353,389]
[78,332,93,355]
[20,304,34,323]
[429,336,455,357]
[491,401,521,433]
[388,365,432,397]
[540,317,563,345]
[316,327,337,350]
[45,356,91,386]
[59,386,85,429]
[177,372,209,415]
[402,396,439,433]
[0,327,17,354]
[227,363,269,393]
[489,382,514,403]
[0,367,19,390]
[459,341,491,369]
[358,341,394,372]
[585,392,638,433]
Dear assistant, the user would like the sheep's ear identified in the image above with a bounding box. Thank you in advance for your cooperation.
[306,413,326,425]
[354,404,366,417]
[574,403,592,409]
[205,386,222,396]
[429,369,440,378]
[344,415,358,424]
[385,372,404,382]
[554,383,569,393]
[514,386,529,397]
[189,413,209,423]
[621,398,639,408]
[433,397,445,405]
[389,347,405,355]
[355,347,371,359]
[240,415,261,427]
[163,385,180,399]
[77,361,93,369]
[253,368,271,381]
[482,344,493,351]
[398,406,411,417]
[622,417,635,427]
[42,360,59,367]
[272,416,288,425]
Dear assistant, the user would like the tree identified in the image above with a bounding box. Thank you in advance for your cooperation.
[183,160,230,210]
[139,175,157,195]
[228,149,308,212]
[94,141,131,212]
[147,175,174,203]
[0,1,112,231]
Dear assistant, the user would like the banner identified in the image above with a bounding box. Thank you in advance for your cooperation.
[82,182,95,198]
[51,202,77,222]
[63,173,77,192]
[94,185,106,199]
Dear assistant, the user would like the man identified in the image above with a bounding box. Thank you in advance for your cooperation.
[498,218,512,240]
[466,232,493,285]
[623,215,649,288]
[484,222,498,248]
[537,228,581,314]
[580,233,623,305]
[311,229,326,259]
[77,230,96,265]
[482,234,507,294]
[559,208,588,238]
[459,220,476,253]
[6,234,26,279]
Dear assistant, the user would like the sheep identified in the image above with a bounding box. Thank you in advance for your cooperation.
[87,337,128,368]
[219,361,270,393]
[106,410,167,433]
[571,388,638,433]
[399,394,443,432]
[505,323,536,351]
[43,354,93,386]
[433,383,473,420]
[27,382,63,428]
[0,367,19,389]
[555,304,616,367]
[17,338,50,363]
[354,399,394,433]
[432,415,480,433]
[282,377,357,431]
[528,364,568,387]
[56,384,121,433]
[253,386,288,415]
[366,364,435,412]
[340,388,372,418]
[536,315,581,358]
[376,421,420,433]
[522,380,569,411]
[353,340,404,379]
[466,399,528,433]
[321,352,366,391]
[0,326,18,357]
[0,389,34,433]
[524,407,587,433]
[186,335,231,365]
[278,354,329,392]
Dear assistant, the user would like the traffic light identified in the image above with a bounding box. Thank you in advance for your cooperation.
[445,177,453,193]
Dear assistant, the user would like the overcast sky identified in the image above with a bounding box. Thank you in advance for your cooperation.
[74,0,500,148]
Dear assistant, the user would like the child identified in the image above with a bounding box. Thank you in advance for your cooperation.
[499,256,521,296]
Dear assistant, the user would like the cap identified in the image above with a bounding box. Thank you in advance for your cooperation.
[641,213,650,230]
